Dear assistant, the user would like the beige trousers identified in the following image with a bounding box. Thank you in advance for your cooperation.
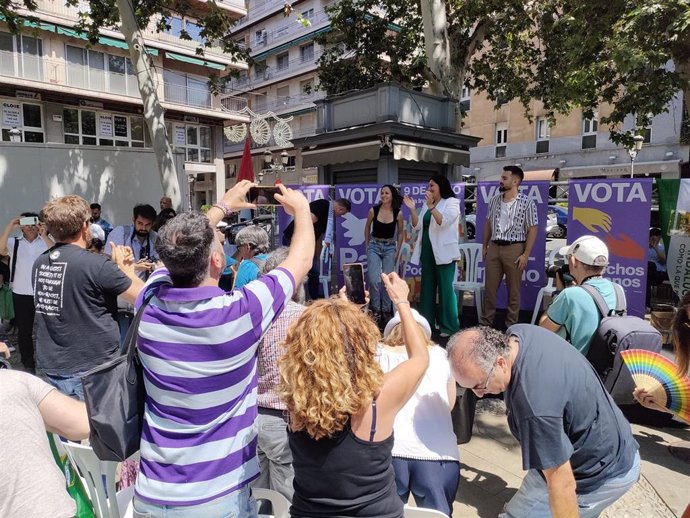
[481,242,525,327]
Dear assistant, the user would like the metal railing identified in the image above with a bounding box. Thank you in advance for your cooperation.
[251,91,325,113]
[225,49,323,90]
[249,5,333,54]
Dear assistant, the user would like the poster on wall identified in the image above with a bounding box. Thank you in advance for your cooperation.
[567,178,652,317]
[174,125,186,146]
[475,181,550,312]
[2,102,21,127]
[98,114,113,137]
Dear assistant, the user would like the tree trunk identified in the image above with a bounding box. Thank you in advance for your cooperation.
[419,0,456,97]
[115,0,182,209]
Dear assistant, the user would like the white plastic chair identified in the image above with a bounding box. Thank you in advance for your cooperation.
[254,488,290,518]
[530,248,562,324]
[404,504,448,517]
[454,243,484,320]
[59,438,134,518]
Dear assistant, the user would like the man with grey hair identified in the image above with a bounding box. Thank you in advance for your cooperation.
[132,181,314,516]
[447,324,639,518]
[253,247,306,501]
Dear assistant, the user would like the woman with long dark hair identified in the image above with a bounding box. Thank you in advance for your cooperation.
[364,184,405,325]
[405,175,461,337]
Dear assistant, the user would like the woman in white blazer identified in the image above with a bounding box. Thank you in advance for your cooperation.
[405,175,461,337]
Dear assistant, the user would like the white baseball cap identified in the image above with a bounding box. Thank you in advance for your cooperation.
[90,223,105,241]
[559,235,609,266]
[383,308,432,339]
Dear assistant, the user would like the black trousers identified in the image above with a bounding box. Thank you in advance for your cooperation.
[12,293,36,371]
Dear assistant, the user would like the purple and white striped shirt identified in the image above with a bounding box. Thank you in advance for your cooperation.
[133,267,295,506]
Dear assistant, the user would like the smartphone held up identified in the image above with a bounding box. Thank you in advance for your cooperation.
[343,263,366,304]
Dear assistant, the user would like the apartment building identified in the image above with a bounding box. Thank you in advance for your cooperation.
[0,0,248,224]
[222,0,332,185]
[461,89,687,182]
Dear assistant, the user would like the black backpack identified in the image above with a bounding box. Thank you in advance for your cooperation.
[581,283,662,405]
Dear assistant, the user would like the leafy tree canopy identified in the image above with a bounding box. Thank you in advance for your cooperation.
[318,0,690,145]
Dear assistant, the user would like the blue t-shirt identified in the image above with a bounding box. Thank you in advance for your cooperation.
[505,324,638,493]
[546,278,622,355]
[223,254,267,289]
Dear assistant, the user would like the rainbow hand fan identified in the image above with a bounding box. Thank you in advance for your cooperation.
[620,349,690,424]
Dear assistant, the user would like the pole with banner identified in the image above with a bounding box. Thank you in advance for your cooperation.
[567,178,652,317]
[657,178,690,300]
[475,181,550,314]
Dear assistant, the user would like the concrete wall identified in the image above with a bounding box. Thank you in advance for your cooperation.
[0,142,179,227]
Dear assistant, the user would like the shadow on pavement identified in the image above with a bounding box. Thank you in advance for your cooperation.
[457,463,518,518]
[635,428,690,478]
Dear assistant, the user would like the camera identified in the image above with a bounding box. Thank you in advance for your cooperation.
[546,263,574,286]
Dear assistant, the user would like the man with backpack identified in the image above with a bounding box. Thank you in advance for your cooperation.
[0,213,54,372]
[539,235,618,355]
[540,235,661,406]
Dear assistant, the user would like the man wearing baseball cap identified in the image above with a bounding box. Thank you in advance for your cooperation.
[539,235,625,355]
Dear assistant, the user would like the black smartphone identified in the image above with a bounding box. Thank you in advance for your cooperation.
[343,263,366,304]
[249,186,281,205]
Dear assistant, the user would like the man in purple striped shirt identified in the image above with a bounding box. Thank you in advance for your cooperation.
[132,181,314,518]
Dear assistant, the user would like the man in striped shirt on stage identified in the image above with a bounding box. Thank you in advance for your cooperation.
[132,181,314,518]
[482,166,538,328]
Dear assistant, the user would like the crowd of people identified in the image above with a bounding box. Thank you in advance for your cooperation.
[0,169,688,518]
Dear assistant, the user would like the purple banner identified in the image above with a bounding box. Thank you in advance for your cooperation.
[567,179,652,317]
[475,181,550,311]
[277,184,330,237]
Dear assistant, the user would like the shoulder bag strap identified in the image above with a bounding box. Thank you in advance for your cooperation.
[10,237,20,284]
[579,283,612,318]
[611,283,626,314]
[124,292,155,373]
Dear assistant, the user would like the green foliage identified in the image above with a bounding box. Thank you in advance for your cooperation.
[318,0,690,144]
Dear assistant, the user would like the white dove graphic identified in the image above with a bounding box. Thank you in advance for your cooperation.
[340,212,367,247]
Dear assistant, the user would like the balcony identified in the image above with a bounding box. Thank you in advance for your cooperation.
[251,91,325,114]
[0,50,247,118]
[249,5,333,58]
[233,0,285,30]
[195,0,246,17]
[30,0,242,65]
[225,49,323,91]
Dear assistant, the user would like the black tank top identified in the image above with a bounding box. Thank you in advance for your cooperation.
[288,404,403,518]
[371,205,399,240]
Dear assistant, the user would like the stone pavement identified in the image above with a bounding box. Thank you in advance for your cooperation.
[453,399,689,518]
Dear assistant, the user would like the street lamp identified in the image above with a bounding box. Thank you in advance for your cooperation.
[628,134,644,178]
[8,127,21,143]
[259,149,290,183]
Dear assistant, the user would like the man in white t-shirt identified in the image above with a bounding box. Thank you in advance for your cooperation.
[0,213,53,372]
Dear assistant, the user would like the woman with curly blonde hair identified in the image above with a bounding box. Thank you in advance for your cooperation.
[279,272,429,518]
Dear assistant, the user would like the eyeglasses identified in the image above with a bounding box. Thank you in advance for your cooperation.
[475,362,496,392]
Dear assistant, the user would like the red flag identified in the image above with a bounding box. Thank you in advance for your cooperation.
[237,136,254,183]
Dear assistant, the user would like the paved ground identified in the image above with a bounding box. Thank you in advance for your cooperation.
[453,398,689,518]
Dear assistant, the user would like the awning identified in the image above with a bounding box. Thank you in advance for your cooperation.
[252,26,331,62]
[56,27,159,55]
[523,169,555,181]
[393,140,470,166]
[0,16,55,32]
[560,160,681,179]
[165,51,226,70]
[302,140,381,168]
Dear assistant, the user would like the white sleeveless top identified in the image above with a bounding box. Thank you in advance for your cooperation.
[376,345,460,462]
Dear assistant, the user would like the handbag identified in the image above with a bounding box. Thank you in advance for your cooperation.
[81,294,152,461]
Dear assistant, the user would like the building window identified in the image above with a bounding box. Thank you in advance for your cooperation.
[536,117,550,154]
[276,52,289,71]
[164,17,206,44]
[301,8,314,21]
[0,101,44,143]
[169,122,213,163]
[300,42,314,63]
[495,123,507,158]
[460,85,470,112]
[254,61,267,79]
[582,115,598,149]
[276,23,290,37]
[163,70,211,108]
[66,45,138,96]
[642,127,652,144]
[0,32,43,81]
[254,29,267,47]
[63,108,146,147]
[276,85,290,105]
[300,79,314,95]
